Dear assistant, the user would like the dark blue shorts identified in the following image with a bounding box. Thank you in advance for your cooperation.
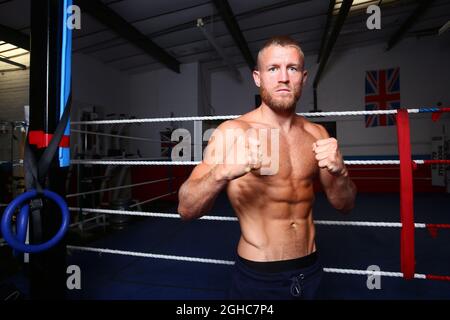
[228,251,323,300]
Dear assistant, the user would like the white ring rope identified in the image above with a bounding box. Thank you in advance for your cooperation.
[71,109,423,125]
[314,220,427,228]
[322,268,426,279]
[129,192,177,208]
[72,129,204,147]
[298,109,416,117]
[68,207,239,221]
[66,245,235,265]
[66,178,173,198]
[68,207,429,227]
[72,129,166,143]
[70,215,106,228]
[65,245,427,278]
[71,159,425,166]
[345,160,419,165]
[71,160,199,166]
[72,115,240,125]
[350,177,431,181]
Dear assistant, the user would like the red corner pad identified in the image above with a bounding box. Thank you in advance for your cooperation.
[29,130,70,149]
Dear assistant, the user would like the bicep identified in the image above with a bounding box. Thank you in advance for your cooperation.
[187,119,244,181]
[187,124,228,180]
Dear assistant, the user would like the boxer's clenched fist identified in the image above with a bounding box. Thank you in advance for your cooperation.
[218,136,263,181]
[312,138,347,176]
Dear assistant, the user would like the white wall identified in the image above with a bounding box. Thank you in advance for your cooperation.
[210,55,318,115]
[211,35,450,157]
[210,65,258,115]
[0,52,203,161]
[127,62,200,158]
[72,53,130,117]
[315,36,450,157]
[0,52,131,122]
[2,35,449,161]
[0,51,131,160]
[70,53,131,158]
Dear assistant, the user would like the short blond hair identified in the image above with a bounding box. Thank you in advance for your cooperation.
[256,35,305,70]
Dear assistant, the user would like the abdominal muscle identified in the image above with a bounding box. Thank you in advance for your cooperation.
[228,176,317,262]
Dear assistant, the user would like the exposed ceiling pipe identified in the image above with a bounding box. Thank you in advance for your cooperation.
[197,18,242,82]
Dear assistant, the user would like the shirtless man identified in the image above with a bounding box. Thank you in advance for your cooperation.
[177,36,356,300]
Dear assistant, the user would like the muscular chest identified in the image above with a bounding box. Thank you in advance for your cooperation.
[228,126,319,203]
[228,130,318,203]
[267,131,318,181]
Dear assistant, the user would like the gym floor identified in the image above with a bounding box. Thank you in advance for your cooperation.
[4,192,450,299]
[55,192,450,300]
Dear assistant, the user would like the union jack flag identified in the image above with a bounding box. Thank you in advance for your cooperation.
[365,67,400,127]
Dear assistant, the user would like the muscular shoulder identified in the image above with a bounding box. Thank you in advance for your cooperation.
[215,118,251,131]
[206,119,251,148]
[212,116,254,139]
[301,118,330,140]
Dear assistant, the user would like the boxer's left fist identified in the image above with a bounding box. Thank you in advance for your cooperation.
[312,138,347,176]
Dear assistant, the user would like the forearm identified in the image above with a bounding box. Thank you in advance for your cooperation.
[178,165,228,220]
[326,169,357,213]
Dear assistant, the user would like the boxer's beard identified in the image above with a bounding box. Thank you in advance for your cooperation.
[260,83,301,113]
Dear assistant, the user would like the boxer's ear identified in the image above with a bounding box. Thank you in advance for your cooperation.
[302,70,308,86]
[253,70,261,88]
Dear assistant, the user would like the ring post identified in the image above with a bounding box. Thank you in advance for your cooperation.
[396,109,415,279]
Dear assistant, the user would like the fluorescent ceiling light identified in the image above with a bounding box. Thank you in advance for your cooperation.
[334,0,398,14]
[0,40,29,71]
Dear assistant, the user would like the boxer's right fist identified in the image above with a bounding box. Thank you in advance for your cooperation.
[217,136,263,181]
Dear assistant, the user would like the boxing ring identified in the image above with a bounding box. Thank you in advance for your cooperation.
[68,107,450,296]
[2,106,450,299]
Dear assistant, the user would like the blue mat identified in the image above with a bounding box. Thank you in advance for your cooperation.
[5,192,449,299]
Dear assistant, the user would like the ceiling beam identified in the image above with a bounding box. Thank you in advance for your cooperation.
[0,24,30,51]
[317,0,336,63]
[386,0,435,51]
[75,0,180,73]
[212,0,255,71]
[75,0,313,55]
[313,0,353,88]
